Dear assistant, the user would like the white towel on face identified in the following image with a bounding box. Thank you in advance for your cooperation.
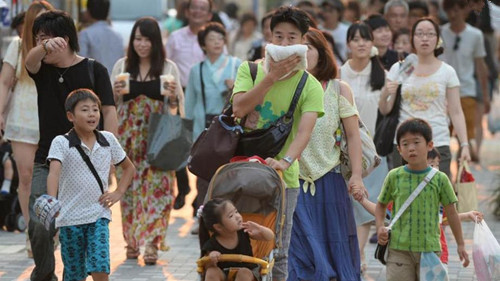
[264,44,308,79]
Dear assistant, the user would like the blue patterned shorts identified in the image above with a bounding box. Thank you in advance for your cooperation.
[59,218,110,281]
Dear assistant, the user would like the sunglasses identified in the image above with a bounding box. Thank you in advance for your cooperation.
[453,36,461,51]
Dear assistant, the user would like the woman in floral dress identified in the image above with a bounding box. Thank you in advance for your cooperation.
[111,17,184,265]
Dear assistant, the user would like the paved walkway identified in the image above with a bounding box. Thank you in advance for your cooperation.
[1,133,499,280]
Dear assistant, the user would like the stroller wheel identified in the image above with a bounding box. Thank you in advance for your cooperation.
[5,213,16,232]
[16,214,26,232]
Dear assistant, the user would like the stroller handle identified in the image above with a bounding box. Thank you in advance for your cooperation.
[196,254,272,274]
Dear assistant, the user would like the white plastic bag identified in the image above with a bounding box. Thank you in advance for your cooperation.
[473,219,500,281]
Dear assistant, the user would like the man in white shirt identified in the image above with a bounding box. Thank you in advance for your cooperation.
[78,0,123,75]
[441,0,489,161]
[319,0,349,64]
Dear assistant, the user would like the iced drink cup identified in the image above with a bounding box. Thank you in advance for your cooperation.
[160,74,175,96]
[115,72,130,95]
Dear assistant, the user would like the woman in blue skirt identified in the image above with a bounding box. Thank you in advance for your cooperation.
[288,28,366,281]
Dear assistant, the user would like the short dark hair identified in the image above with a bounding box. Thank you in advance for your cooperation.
[126,17,165,80]
[396,118,433,145]
[411,17,443,57]
[365,14,389,31]
[65,88,102,113]
[198,22,226,54]
[409,1,429,16]
[10,12,25,30]
[239,12,257,27]
[87,0,110,21]
[33,10,79,52]
[305,28,337,81]
[346,22,385,91]
[392,27,410,45]
[270,6,310,36]
[427,147,441,160]
[443,0,468,11]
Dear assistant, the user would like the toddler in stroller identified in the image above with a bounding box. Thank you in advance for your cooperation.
[196,160,286,281]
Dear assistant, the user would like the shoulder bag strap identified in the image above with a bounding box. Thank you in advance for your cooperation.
[75,145,104,194]
[248,61,258,83]
[388,168,438,229]
[284,72,309,118]
[68,141,105,194]
[200,61,207,111]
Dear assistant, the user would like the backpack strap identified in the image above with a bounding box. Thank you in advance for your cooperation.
[248,61,258,83]
[88,58,95,89]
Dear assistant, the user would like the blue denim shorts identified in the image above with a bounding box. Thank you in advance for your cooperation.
[59,218,110,281]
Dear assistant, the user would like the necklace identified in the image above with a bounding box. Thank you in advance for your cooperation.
[56,56,77,83]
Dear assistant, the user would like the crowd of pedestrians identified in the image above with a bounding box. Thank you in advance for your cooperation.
[0,0,499,280]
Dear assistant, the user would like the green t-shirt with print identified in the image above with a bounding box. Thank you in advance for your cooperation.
[378,166,457,252]
[232,61,324,188]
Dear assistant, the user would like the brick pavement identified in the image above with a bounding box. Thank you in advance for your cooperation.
[1,135,499,281]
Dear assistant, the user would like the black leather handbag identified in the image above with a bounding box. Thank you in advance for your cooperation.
[374,231,391,265]
[235,72,308,159]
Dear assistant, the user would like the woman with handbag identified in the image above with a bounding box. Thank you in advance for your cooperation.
[111,17,184,265]
[184,22,241,220]
[0,0,54,255]
[340,21,389,275]
[379,17,471,177]
[288,28,366,281]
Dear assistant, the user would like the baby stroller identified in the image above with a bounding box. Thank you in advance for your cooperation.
[196,158,286,281]
[0,143,24,232]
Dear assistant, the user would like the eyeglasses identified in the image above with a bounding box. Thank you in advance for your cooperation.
[453,36,461,51]
[414,32,437,38]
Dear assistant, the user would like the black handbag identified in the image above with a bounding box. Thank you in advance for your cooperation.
[373,84,402,156]
[374,231,391,265]
[187,106,242,181]
[236,72,308,159]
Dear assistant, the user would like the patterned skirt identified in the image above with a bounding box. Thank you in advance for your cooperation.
[117,95,174,251]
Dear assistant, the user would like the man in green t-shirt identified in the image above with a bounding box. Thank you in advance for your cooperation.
[231,6,324,281]
[375,118,469,281]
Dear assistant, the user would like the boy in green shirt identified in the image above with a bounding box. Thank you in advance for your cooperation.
[375,118,469,280]
[231,6,324,281]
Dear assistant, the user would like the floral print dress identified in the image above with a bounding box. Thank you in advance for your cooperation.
[118,93,174,251]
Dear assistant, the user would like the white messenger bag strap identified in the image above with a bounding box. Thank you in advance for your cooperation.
[388,168,438,230]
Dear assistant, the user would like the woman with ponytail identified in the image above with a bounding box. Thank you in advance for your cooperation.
[340,21,388,275]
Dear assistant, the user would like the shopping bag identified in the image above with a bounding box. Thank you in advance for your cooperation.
[146,111,193,171]
[473,219,500,281]
[454,161,478,213]
[33,194,61,231]
[420,252,448,281]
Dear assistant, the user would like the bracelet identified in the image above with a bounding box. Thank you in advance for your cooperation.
[460,142,469,148]
[42,39,49,53]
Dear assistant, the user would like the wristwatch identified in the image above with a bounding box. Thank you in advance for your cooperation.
[282,156,294,165]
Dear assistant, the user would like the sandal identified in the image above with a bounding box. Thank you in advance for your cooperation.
[126,246,140,259]
[144,244,158,265]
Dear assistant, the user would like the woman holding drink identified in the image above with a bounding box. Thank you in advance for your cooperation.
[111,16,184,265]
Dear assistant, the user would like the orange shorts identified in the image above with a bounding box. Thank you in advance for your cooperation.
[460,97,476,140]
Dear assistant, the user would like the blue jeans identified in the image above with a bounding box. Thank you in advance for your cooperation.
[28,163,58,281]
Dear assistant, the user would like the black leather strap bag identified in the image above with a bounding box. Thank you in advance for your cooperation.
[235,72,308,159]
